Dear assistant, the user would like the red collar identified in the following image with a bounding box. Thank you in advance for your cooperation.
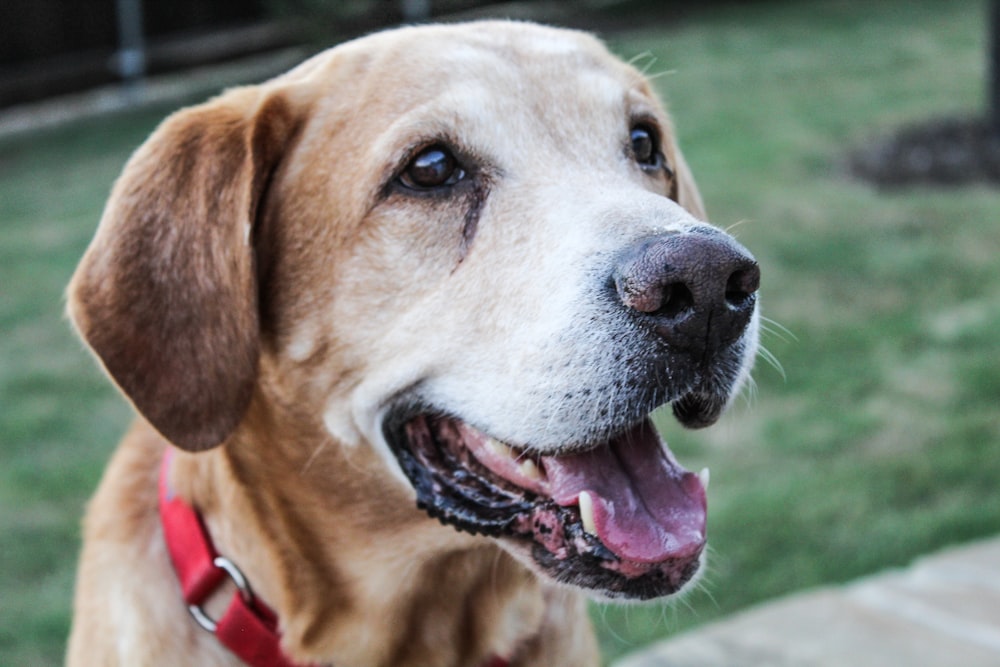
[159,449,511,667]
[159,449,310,667]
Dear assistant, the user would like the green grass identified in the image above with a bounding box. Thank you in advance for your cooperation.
[0,109,173,666]
[2,0,1000,664]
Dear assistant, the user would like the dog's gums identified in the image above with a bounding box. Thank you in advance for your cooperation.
[386,412,707,600]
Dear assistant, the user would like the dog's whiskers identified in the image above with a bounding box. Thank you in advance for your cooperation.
[643,68,677,82]
[739,373,759,409]
[754,315,792,383]
[627,51,657,73]
[624,51,677,83]
[760,315,797,343]
[756,344,785,381]
[301,440,329,475]
[485,544,507,604]
[724,218,753,235]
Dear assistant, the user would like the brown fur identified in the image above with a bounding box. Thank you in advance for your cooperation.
[65,21,719,666]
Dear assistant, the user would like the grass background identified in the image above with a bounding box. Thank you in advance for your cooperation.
[2,0,999,664]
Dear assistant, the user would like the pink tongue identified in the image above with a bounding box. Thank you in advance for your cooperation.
[544,419,706,564]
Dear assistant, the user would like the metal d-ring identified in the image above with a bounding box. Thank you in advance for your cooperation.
[188,557,255,633]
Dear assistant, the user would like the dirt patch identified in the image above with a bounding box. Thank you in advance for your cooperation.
[849,116,1000,187]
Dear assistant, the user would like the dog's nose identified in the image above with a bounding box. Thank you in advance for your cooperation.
[613,231,760,351]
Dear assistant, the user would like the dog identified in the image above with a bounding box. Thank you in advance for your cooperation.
[66,20,760,667]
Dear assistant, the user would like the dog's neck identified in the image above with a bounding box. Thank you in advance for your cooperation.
[169,398,546,666]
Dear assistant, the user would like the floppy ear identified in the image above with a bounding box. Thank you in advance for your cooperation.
[67,87,297,451]
[671,145,707,221]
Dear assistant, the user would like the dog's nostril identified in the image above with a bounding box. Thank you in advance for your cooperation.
[656,282,695,319]
[724,265,760,308]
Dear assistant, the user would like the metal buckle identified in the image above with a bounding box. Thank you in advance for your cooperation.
[188,556,254,633]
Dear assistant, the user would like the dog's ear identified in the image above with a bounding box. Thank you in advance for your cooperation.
[68,87,298,451]
[671,145,707,221]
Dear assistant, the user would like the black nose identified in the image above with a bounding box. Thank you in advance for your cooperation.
[613,231,760,351]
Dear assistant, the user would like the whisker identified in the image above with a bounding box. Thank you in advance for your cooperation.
[724,219,752,234]
[740,373,759,409]
[644,68,677,82]
[756,344,786,381]
[760,316,797,343]
[627,51,657,74]
[699,546,722,610]
[597,603,630,649]
[301,440,328,475]
[488,547,506,603]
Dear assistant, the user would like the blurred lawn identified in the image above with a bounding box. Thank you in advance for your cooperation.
[2,0,999,665]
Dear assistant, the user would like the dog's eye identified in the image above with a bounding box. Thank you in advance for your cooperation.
[630,125,663,171]
[400,145,465,190]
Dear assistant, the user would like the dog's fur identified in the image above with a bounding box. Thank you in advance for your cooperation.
[66,21,758,666]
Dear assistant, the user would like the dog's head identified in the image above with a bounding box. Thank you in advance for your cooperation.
[68,22,759,601]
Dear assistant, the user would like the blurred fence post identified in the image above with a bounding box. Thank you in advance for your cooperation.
[401,0,431,22]
[115,0,146,104]
[991,0,1000,134]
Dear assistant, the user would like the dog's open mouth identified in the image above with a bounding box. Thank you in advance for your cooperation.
[384,410,707,600]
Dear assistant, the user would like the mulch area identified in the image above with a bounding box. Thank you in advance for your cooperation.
[849,116,1000,187]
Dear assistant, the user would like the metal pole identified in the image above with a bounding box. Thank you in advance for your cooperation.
[401,0,431,22]
[115,0,146,103]
[991,0,1000,134]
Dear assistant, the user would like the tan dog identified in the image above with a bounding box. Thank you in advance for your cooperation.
[66,21,760,667]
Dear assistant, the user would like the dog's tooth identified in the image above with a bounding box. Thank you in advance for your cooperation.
[699,467,711,491]
[487,437,516,459]
[518,458,541,480]
[578,491,598,537]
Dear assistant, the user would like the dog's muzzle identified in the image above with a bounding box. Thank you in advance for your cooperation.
[383,227,759,600]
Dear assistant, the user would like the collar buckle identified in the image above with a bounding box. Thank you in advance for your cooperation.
[188,556,255,633]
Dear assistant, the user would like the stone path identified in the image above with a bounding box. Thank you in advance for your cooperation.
[615,537,1000,667]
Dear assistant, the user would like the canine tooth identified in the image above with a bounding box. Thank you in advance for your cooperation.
[519,458,540,478]
[487,437,515,459]
[578,491,597,536]
[699,467,711,491]
[518,458,542,480]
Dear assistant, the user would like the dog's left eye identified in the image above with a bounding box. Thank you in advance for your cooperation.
[399,145,466,190]
[630,124,664,172]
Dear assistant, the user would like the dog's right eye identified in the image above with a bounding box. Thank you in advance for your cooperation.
[399,145,465,190]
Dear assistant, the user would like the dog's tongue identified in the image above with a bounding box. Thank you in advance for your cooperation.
[543,419,706,564]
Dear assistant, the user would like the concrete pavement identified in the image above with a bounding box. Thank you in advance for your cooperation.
[615,537,1000,667]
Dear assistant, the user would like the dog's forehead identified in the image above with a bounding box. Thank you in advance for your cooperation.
[296,21,654,123]
[347,21,622,72]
